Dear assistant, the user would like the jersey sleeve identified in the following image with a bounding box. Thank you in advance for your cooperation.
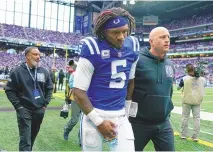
[130,36,140,62]
[73,57,94,91]
[79,37,101,67]
[129,56,139,79]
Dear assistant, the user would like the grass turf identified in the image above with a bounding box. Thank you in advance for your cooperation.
[0,87,213,151]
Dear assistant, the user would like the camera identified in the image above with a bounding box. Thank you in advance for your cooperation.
[194,61,207,77]
[60,104,69,119]
[194,67,201,77]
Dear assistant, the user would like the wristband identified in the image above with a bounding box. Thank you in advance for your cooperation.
[87,109,104,126]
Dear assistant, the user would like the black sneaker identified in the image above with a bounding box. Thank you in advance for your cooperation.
[64,131,69,140]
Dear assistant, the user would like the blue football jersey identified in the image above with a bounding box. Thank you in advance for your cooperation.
[80,36,139,110]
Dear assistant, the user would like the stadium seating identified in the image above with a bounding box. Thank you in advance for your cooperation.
[0,24,3,37]
[136,13,213,33]
[0,24,84,46]
[25,27,50,42]
[170,41,213,53]
[0,51,72,71]
[3,24,26,40]
[1,50,212,84]
[0,12,213,83]
[0,13,212,47]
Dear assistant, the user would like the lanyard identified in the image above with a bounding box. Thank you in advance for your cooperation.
[26,63,37,90]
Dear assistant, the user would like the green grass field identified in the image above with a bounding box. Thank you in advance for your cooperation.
[0,86,213,151]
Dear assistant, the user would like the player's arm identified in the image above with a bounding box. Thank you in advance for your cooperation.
[125,56,139,117]
[126,36,140,100]
[126,56,139,100]
[73,57,94,115]
[73,57,117,140]
[73,88,93,113]
[126,79,134,100]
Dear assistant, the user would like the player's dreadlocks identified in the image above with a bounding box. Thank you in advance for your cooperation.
[94,7,135,40]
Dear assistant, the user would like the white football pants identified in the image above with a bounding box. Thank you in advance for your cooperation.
[80,108,135,151]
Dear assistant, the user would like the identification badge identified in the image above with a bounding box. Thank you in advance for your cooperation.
[33,89,41,99]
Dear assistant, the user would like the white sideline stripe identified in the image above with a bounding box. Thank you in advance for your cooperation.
[189,127,213,136]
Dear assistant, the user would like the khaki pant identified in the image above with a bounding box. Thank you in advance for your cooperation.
[181,103,200,138]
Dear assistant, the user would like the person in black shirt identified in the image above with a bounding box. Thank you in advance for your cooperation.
[5,47,53,151]
[58,69,65,90]
[4,66,9,75]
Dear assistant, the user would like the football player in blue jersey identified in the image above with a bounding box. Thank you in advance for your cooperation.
[73,7,140,151]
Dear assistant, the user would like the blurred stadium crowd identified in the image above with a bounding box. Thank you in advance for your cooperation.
[0,10,213,87]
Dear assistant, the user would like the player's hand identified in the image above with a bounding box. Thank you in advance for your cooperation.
[97,120,117,140]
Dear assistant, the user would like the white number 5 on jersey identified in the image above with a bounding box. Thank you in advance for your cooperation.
[109,60,127,88]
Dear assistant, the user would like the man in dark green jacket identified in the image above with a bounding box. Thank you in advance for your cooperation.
[129,27,175,151]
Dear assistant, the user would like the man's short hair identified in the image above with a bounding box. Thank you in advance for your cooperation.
[24,46,38,56]
[186,63,194,73]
